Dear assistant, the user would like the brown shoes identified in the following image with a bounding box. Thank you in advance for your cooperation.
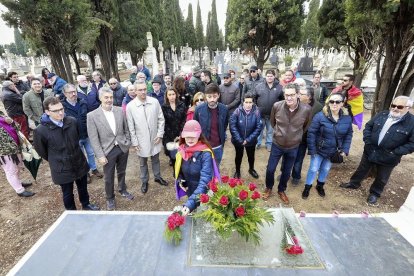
[263,188,272,200]
[278,191,289,204]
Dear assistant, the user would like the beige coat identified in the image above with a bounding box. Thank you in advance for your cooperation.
[126,96,165,157]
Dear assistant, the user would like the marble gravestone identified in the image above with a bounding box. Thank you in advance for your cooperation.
[8,210,414,275]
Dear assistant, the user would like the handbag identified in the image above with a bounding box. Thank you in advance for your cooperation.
[330,123,344,164]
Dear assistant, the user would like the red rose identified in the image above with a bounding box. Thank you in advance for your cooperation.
[286,245,304,255]
[235,206,245,217]
[219,196,229,206]
[167,221,175,230]
[251,191,261,200]
[176,215,185,226]
[239,190,248,201]
[248,183,257,191]
[209,181,218,193]
[237,178,243,185]
[228,178,238,188]
[200,194,210,204]
[221,176,229,183]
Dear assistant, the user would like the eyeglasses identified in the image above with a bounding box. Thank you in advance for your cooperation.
[390,104,408,110]
[109,83,117,85]
[329,100,343,104]
[64,90,77,95]
[284,93,297,99]
[223,77,230,79]
[250,70,256,73]
[49,108,64,113]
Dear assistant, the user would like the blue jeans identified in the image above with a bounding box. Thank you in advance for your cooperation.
[305,154,332,185]
[79,138,97,171]
[213,145,224,167]
[257,117,273,147]
[265,143,298,192]
[291,142,307,180]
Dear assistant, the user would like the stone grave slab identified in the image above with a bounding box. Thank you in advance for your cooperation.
[8,211,414,275]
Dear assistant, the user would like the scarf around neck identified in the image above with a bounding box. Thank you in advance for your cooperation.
[0,117,19,145]
[177,141,209,161]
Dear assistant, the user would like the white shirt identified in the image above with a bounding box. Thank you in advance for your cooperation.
[102,107,116,136]
[378,116,400,145]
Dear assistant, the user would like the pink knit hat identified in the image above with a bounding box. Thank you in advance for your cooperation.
[181,120,202,138]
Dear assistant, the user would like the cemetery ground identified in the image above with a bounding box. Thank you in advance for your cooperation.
[0,110,413,275]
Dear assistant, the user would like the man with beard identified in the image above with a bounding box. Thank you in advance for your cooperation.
[219,73,240,115]
[340,96,414,205]
[263,83,312,204]
[47,73,67,98]
[242,65,264,96]
[194,83,229,166]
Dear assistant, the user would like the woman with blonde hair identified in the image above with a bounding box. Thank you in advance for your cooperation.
[186,92,206,121]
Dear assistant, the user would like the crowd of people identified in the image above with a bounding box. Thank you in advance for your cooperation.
[1,65,413,212]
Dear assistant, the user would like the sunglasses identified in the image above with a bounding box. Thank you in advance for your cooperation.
[329,100,343,104]
[390,104,407,110]
[195,98,204,102]
[109,83,117,85]
[223,77,230,79]
[250,70,256,73]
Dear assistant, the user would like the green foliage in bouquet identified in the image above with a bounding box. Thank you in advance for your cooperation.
[194,177,275,245]
[164,206,186,246]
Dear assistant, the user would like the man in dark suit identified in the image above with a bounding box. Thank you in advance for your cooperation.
[33,96,99,211]
[341,96,414,205]
[87,87,132,210]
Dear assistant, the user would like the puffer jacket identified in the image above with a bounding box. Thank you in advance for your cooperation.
[33,115,89,184]
[111,84,127,107]
[1,86,24,117]
[178,150,213,211]
[219,82,240,114]
[242,75,264,96]
[307,106,353,158]
[254,80,284,117]
[363,111,414,166]
[230,105,263,147]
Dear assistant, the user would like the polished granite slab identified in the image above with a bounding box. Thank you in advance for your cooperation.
[8,211,414,276]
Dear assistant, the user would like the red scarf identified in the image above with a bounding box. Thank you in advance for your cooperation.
[177,141,209,161]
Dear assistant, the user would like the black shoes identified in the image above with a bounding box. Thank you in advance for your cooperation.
[21,182,32,188]
[141,182,148,194]
[17,191,35,197]
[291,178,300,185]
[120,191,134,200]
[339,182,360,189]
[107,199,116,210]
[83,203,100,211]
[248,169,259,179]
[316,185,326,197]
[367,194,378,205]
[234,171,241,179]
[302,185,311,199]
[155,177,168,186]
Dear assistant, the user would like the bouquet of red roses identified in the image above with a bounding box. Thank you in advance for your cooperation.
[194,176,274,245]
[281,212,304,255]
[164,206,186,245]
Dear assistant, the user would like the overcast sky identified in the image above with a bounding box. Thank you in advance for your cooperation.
[0,1,228,45]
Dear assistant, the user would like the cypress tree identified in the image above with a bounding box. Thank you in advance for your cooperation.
[195,0,204,49]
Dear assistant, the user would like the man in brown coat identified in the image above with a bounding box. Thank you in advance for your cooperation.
[264,83,312,204]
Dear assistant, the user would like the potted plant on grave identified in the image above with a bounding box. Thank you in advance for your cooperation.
[194,176,275,245]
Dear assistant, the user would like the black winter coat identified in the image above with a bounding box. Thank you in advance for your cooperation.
[363,111,414,166]
[254,81,284,118]
[33,115,89,184]
[161,101,187,146]
[112,84,127,107]
[62,99,89,139]
[1,87,24,117]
